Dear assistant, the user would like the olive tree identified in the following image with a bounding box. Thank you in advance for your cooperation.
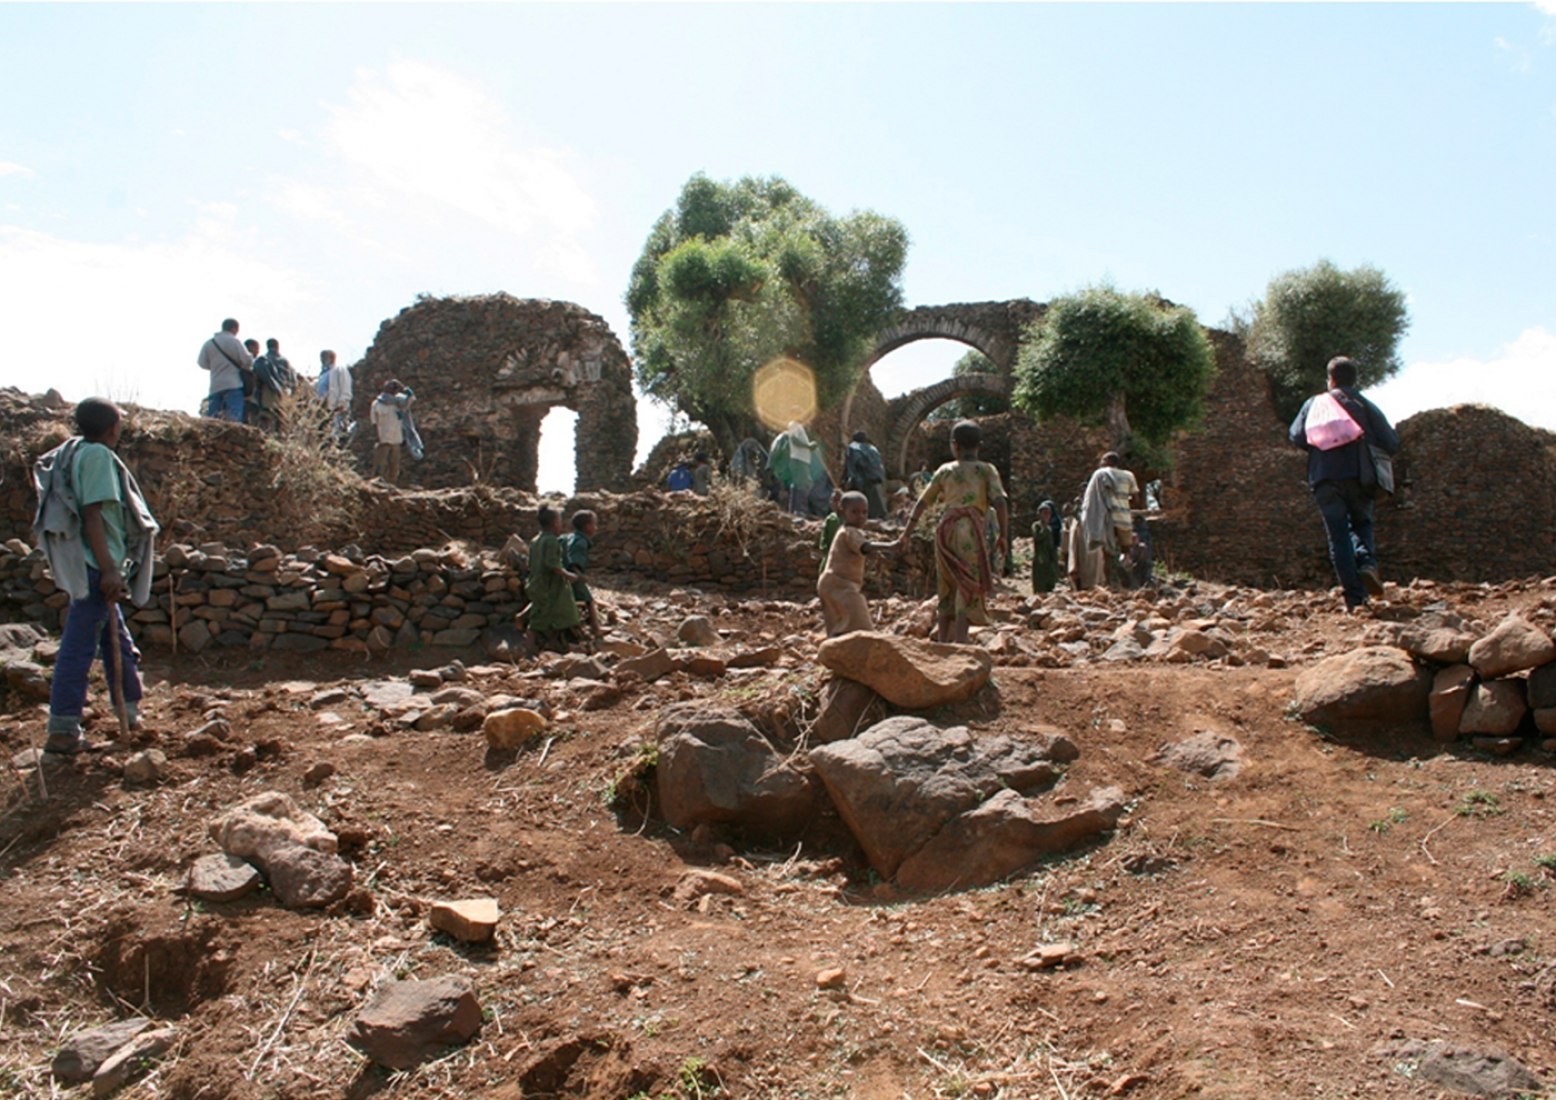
[626,174,908,448]
[1246,259,1409,418]
[1012,287,1217,459]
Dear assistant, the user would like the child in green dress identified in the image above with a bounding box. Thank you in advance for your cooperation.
[525,505,582,652]
[563,510,601,643]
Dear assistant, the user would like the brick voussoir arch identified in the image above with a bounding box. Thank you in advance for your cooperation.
[884,373,1015,477]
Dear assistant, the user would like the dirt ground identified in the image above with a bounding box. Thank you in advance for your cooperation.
[2,569,1554,1100]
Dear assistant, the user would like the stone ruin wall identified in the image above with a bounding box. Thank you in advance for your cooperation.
[348,295,637,493]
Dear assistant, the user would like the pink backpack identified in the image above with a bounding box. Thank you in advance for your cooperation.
[1304,391,1365,451]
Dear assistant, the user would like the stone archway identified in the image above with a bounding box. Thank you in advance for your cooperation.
[353,294,637,492]
[839,299,1043,476]
[884,373,1014,476]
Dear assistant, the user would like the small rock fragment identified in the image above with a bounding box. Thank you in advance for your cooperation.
[428,898,500,943]
[185,853,262,903]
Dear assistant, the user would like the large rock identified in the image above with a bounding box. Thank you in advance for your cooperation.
[1395,611,1476,666]
[811,678,883,744]
[817,632,992,710]
[483,707,547,750]
[1429,666,1476,742]
[1459,680,1528,736]
[265,843,354,909]
[1467,614,1556,679]
[210,792,337,863]
[895,786,1126,893]
[185,853,261,902]
[347,975,483,1070]
[809,715,1077,880]
[91,1026,176,1098]
[1154,733,1243,780]
[52,1019,151,1084]
[1290,646,1431,729]
[676,615,721,648]
[616,648,678,683]
[653,706,816,838]
[1528,663,1556,710]
[1373,1038,1542,1098]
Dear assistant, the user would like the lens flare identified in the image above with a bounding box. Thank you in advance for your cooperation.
[751,357,818,431]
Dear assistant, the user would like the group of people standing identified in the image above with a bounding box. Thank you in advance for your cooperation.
[197,318,420,486]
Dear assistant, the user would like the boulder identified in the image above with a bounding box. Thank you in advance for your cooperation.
[265,843,354,909]
[1153,733,1243,780]
[483,707,547,750]
[1290,646,1431,729]
[428,898,500,943]
[895,786,1125,893]
[809,716,1076,880]
[347,975,483,1070]
[52,1019,151,1084]
[1528,663,1556,710]
[185,853,261,903]
[1459,680,1528,737]
[1397,620,1476,666]
[653,705,817,838]
[1467,614,1556,679]
[209,791,337,863]
[817,632,992,710]
[676,615,722,647]
[616,648,678,683]
[1429,666,1476,742]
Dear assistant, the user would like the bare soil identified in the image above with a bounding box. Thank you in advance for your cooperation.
[3,574,1555,1100]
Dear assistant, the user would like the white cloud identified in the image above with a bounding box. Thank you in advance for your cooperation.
[0,210,327,413]
[1368,327,1556,433]
[0,161,35,179]
[305,61,598,283]
[1494,35,1534,72]
[1537,0,1556,15]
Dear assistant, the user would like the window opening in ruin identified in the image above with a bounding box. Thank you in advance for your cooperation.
[535,406,579,495]
[868,338,975,401]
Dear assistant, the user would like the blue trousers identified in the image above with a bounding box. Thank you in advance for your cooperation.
[1313,478,1377,608]
[206,387,245,422]
[48,568,143,731]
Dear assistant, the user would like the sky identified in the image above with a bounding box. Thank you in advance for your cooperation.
[2,2,1553,493]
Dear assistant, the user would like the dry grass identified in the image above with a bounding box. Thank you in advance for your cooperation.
[259,388,363,544]
[705,481,776,560]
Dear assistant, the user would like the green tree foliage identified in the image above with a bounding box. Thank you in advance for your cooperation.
[925,350,1011,421]
[1246,259,1410,418]
[1012,287,1217,459]
[626,174,908,445]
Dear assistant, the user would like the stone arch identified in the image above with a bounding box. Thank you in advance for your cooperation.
[840,299,1043,475]
[353,294,637,492]
[885,373,1015,477]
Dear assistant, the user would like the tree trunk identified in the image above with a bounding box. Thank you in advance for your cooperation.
[1105,392,1134,457]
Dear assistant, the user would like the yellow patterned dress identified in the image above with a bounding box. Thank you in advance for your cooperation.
[918,459,1006,624]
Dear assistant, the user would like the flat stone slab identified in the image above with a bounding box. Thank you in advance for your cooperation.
[429,898,500,943]
[186,853,261,903]
[52,1018,152,1084]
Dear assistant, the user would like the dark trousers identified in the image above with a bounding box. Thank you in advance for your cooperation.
[48,567,143,726]
[1313,478,1376,607]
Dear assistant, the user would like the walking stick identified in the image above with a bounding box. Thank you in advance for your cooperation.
[104,599,131,742]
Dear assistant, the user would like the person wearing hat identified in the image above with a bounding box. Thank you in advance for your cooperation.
[370,378,416,485]
[895,420,1009,643]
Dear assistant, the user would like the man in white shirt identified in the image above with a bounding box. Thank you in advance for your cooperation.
[369,379,415,485]
[318,350,353,441]
[197,318,254,422]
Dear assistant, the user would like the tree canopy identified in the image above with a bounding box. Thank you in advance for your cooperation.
[626,174,908,445]
[925,350,1010,421]
[1245,259,1409,418]
[1012,287,1217,460]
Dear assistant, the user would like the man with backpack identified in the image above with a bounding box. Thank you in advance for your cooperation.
[197,318,254,422]
[251,337,297,431]
[844,430,888,519]
[1289,356,1400,611]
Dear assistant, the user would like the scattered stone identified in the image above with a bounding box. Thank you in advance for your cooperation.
[185,853,261,903]
[2,660,51,701]
[1153,733,1243,780]
[1467,613,1556,679]
[727,645,782,669]
[12,746,44,770]
[1101,638,1145,662]
[122,749,167,786]
[210,791,337,862]
[310,687,350,708]
[1122,852,1177,875]
[483,707,547,750]
[361,680,416,711]
[1290,646,1431,729]
[616,648,679,683]
[90,1026,176,1098]
[676,615,722,647]
[1165,629,1229,661]
[409,669,444,689]
[302,761,337,788]
[1459,680,1528,736]
[654,705,817,839]
[814,967,847,990]
[348,975,483,1070]
[672,868,744,902]
[1398,620,1476,666]
[52,1018,152,1084]
[810,715,1078,882]
[681,654,727,678]
[1430,665,1476,741]
[265,842,355,909]
[817,631,992,709]
[1019,943,1076,970]
[1373,1038,1542,1098]
[428,898,500,943]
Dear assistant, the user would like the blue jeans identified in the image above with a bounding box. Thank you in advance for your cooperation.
[1313,478,1377,608]
[206,387,245,422]
[47,568,143,733]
